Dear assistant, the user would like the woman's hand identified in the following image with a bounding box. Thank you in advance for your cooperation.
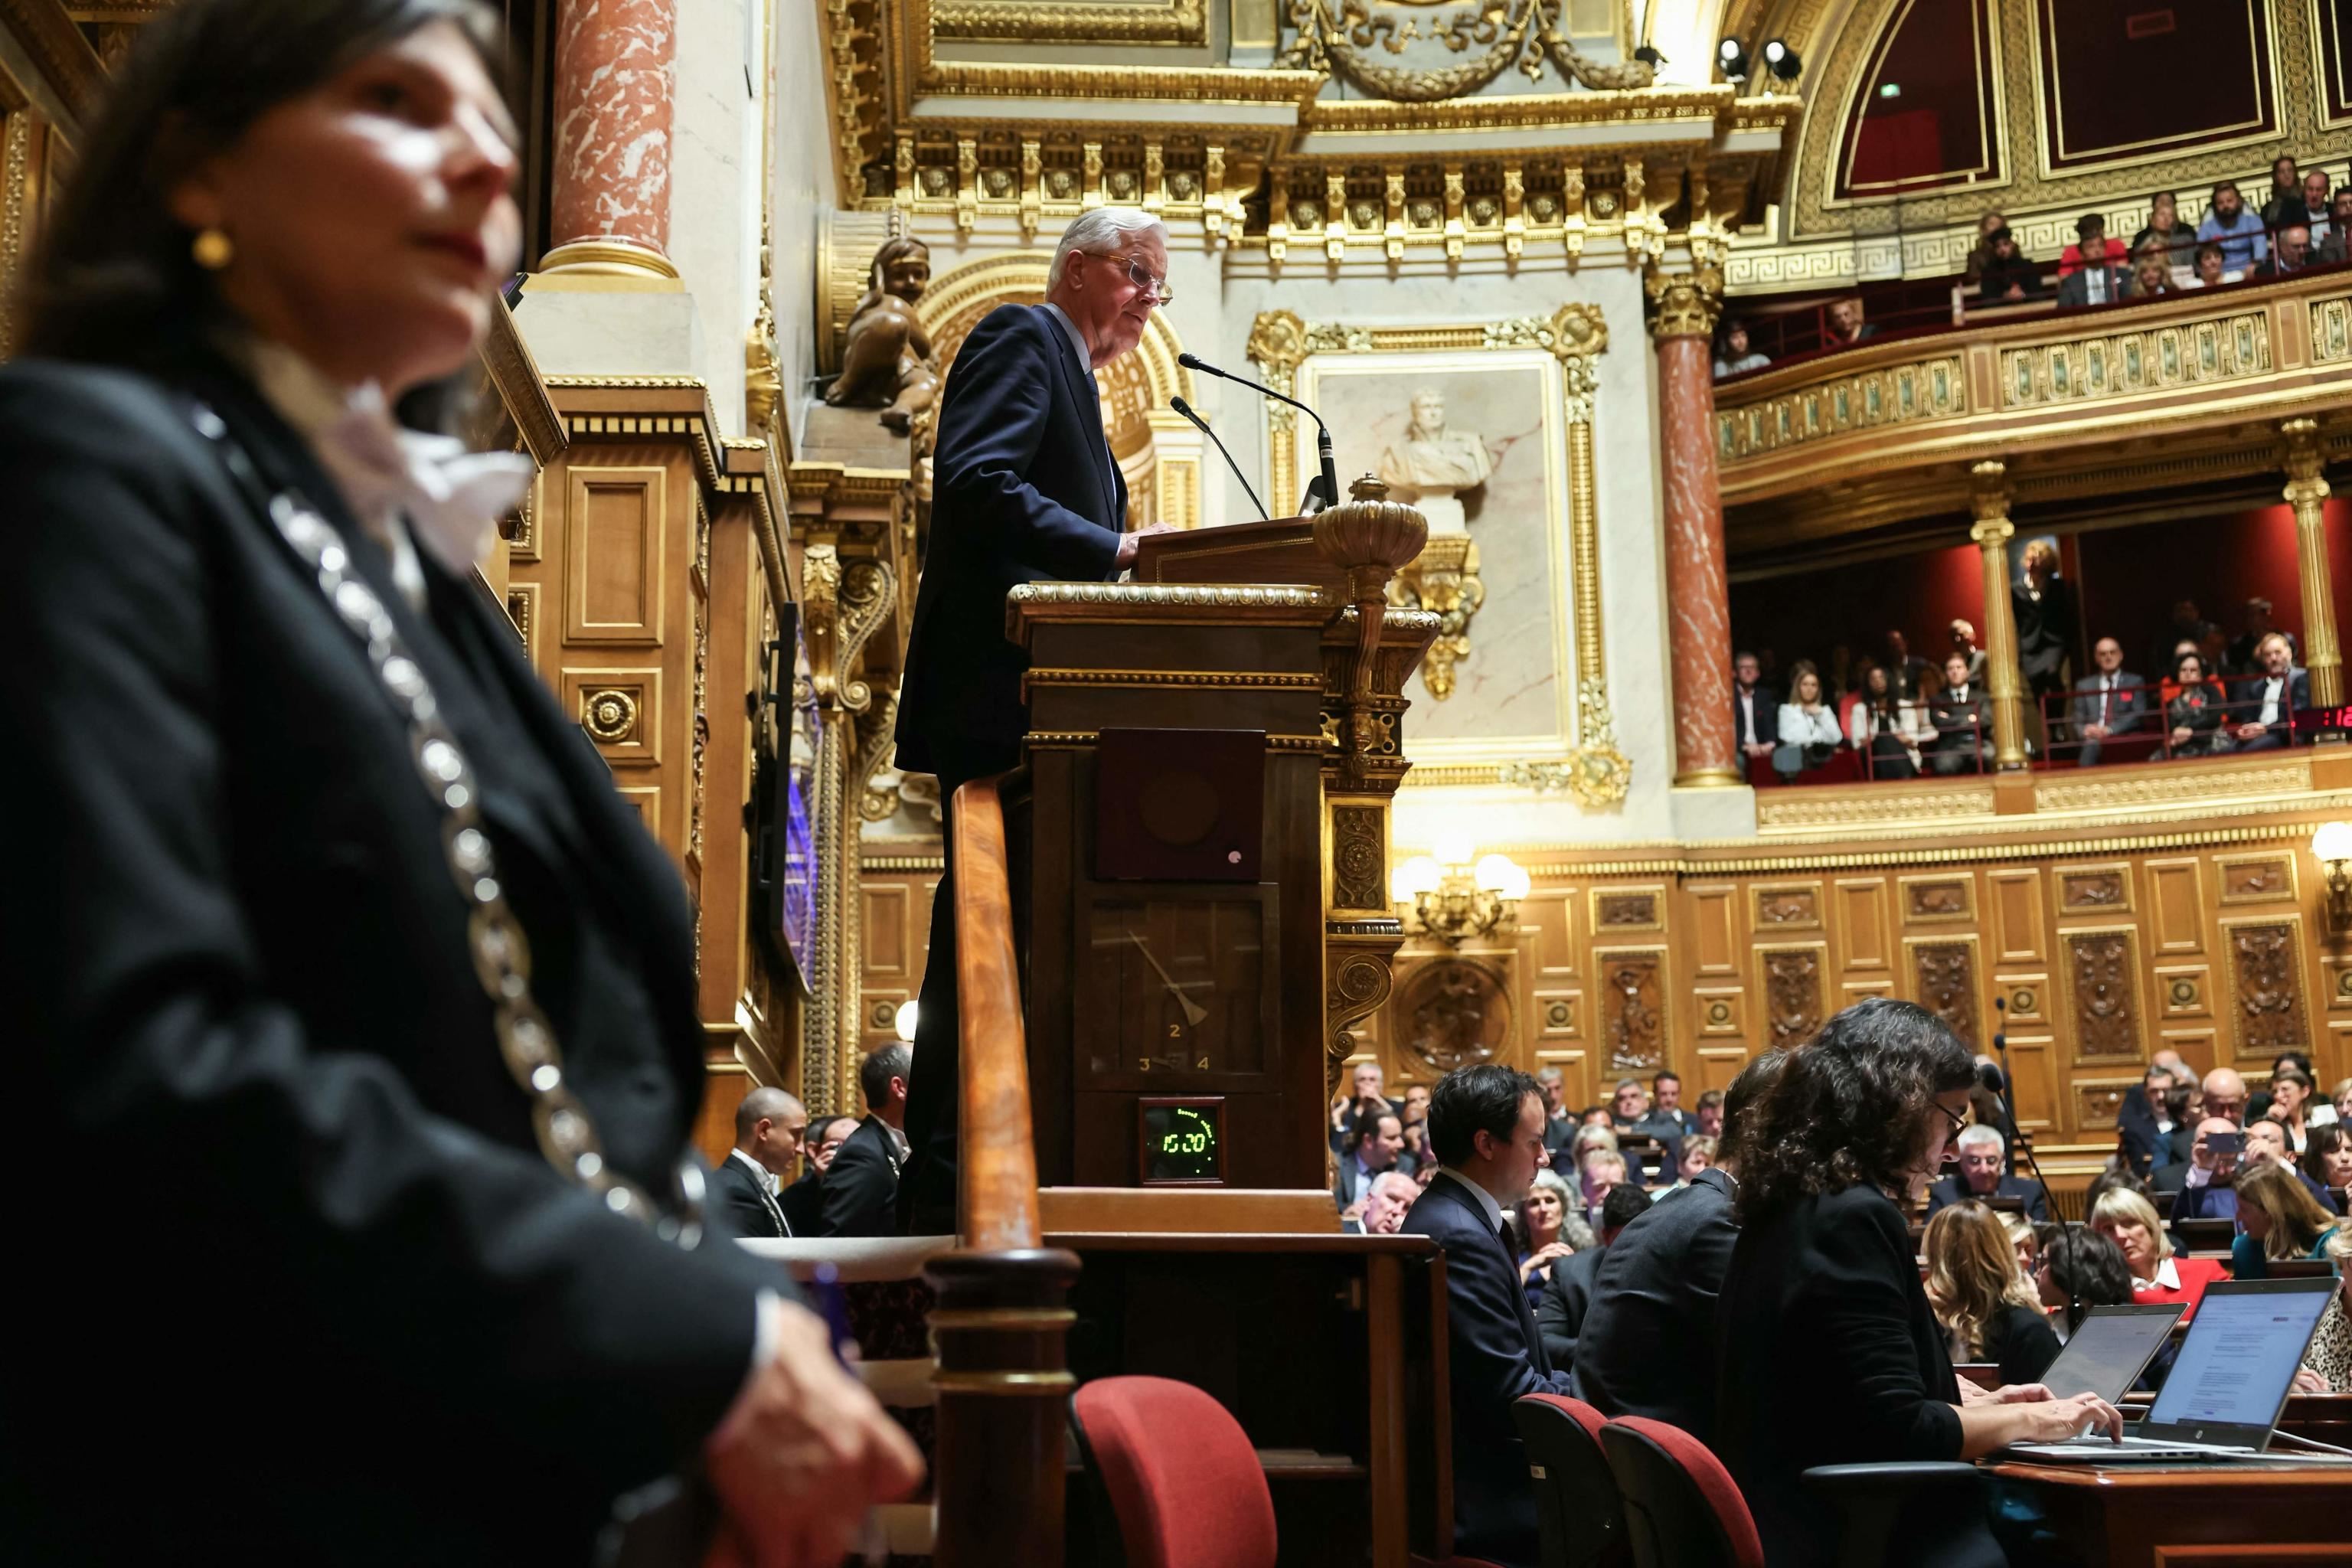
[1519,1242,1572,1281]
[2011,1390,2125,1444]
[2171,726,2192,745]
[2292,1366,2332,1395]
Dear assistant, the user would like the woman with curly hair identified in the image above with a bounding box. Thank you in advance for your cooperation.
[1717,998,2119,1567]
[1926,1201,2060,1384]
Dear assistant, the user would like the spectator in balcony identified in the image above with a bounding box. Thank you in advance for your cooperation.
[2126,250,2178,300]
[2058,213,2125,281]
[1826,296,1876,345]
[2057,246,2126,309]
[1929,653,1992,774]
[1975,227,2040,304]
[1850,663,1923,779]
[1713,318,1770,378]
[2164,650,2231,756]
[2130,191,2197,265]
[1963,210,2009,286]
[1882,629,1930,702]
[2012,540,2076,712]
[2321,191,2352,263]
[2303,170,2334,243]
[2256,224,2313,279]
[2262,155,2308,227]
[2197,180,2269,271]
[1732,650,1779,768]
[1948,619,1988,689]
[1775,660,1844,776]
[2229,632,2308,753]
[2182,240,2233,289]
[2225,597,2285,674]
[2069,638,2148,767]
[2149,600,2216,683]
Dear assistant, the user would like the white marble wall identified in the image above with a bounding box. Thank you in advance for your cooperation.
[769,0,835,451]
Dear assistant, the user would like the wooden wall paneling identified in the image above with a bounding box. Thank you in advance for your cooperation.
[615,783,661,833]
[2214,850,2298,906]
[1694,1047,1749,1097]
[1591,946,1668,1083]
[1521,890,1579,982]
[1590,885,1665,934]
[1988,867,2047,965]
[2073,1075,2141,1138]
[1834,876,1891,975]
[2158,1026,2219,1083]
[2322,955,2352,1015]
[1694,987,1744,1040]
[2054,862,2132,918]
[2327,1021,2352,1094]
[2154,964,2212,1020]
[2220,914,2314,1064]
[564,463,669,643]
[1750,881,1822,934]
[2058,925,2144,1068]
[1689,884,1742,975]
[1994,974,2048,1029]
[1899,871,1976,926]
[1755,942,1828,1051]
[1904,933,1984,1050]
[2001,1032,2057,1132]
[2145,857,2207,954]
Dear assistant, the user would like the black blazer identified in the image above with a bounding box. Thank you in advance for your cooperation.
[713,1152,789,1238]
[1925,1172,2050,1223]
[1732,683,1779,749]
[781,1167,827,1236]
[821,1114,906,1238]
[1402,1174,1573,1568]
[0,353,780,1563]
[893,304,1126,773]
[1717,1184,1968,1568]
[1981,1302,2061,1387]
[1534,1242,1607,1370]
[1570,1167,1740,1443]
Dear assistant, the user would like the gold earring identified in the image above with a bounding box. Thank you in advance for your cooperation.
[191,227,234,270]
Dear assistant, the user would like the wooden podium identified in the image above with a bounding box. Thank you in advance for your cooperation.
[1005,485,1436,1223]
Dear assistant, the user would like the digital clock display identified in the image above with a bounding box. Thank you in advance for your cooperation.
[1138,1097,1225,1185]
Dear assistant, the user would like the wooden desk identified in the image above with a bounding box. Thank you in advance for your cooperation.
[1987,1460,2352,1566]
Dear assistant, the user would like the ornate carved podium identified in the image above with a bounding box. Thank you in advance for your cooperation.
[1006,484,1436,1219]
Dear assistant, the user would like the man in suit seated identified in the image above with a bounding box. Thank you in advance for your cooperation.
[2055,214,2128,307]
[823,1044,911,1238]
[1644,1069,1694,1136]
[1344,1171,1421,1236]
[2228,632,2308,753]
[1926,1122,2050,1221]
[713,1086,808,1239]
[1335,1109,1407,1215]
[782,1113,858,1237]
[1403,1063,1573,1568]
[2116,1063,2185,1178]
[2069,637,2150,766]
[1537,1184,1650,1369]
[1731,651,1779,769]
[1929,652,1993,774]
[1570,1050,1785,1443]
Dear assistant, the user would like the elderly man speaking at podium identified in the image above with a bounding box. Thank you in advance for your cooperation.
[895,206,1177,1230]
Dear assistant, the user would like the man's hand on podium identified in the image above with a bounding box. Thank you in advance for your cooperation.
[1116,522,1182,570]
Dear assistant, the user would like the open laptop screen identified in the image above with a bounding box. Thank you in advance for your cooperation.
[2143,1279,2335,1433]
[2037,1305,2181,1403]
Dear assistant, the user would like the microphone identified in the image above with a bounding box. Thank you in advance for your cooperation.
[1178,351,1341,514]
[1169,397,1269,523]
[1988,995,2066,1228]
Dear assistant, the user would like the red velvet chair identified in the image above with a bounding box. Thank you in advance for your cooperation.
[1596,1416,1765,1568]
[1512,1394,1628,1568]
[1069,1376,1276,1568]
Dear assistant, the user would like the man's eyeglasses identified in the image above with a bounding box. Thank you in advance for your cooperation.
[1097,251,1173,304]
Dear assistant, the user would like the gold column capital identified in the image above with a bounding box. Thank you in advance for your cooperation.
[1643,263,1724,341]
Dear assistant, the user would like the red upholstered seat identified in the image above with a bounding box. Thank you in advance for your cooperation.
[1598,1416,1766,1568]
[1512,1394,1628,1568]
[1070,1376,1278,1568]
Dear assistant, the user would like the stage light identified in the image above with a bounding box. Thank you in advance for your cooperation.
[1717,38,1750,82]
[1763,39,1802,80]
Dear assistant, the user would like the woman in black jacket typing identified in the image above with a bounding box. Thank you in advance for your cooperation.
[1715,999,2118,1567]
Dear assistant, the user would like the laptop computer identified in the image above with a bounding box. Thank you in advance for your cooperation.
[2032,1302,2183,1404]
[2007,1276,2340,1464]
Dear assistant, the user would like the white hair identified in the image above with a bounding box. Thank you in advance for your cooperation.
[1955,1122,2005,1154]
[1048,206,1168,289]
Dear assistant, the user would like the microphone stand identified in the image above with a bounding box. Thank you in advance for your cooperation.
[1169,396,1269,521]
[1989,996,2067,1228]
[1178,351,1341,513]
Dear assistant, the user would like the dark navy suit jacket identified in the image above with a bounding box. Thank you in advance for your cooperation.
[1403,1174,1573,1568]
[893,303,1127,773]
[1569,1166,1740,1443]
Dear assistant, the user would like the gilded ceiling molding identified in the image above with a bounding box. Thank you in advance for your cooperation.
[933,0,1208,45]
[1275,0,1655,101]
[0,0,104,128]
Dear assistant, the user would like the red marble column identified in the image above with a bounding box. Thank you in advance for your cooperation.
[543,0,678,277]
[1651,289,1740,788]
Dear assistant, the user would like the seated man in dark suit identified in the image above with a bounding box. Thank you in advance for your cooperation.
[2116,1063,2189,1178]
[1731,652,1779,769]
[1929,652,1992,774]
[1403,1063,1573,1568]
[1335,1109,1406,1214]
[1569,1050,1784,1442]
[822,1044,911,1238]
[2227,632,2308,753]
[2069,638,2149,766]
[712,1086,807,1239]
[782,1113,857,1237]
[1537,1183,1649,1369]
[1643,1069,1694,1136]
[1925,1122,2050,1221]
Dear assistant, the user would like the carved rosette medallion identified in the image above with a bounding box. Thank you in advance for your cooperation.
[580,688,640,744]
[1331,805,1387,913]
[1397,956,1511,1076]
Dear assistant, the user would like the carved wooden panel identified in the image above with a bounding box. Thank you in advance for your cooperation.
[1901,874,1975,924]
[508,472,544,562]
[2075,1077,2138,1135]
[1843,978,1895,1002]
[1753,883,1822,932]
[506,581,539,666]
[2325,956,2352,1012]
[562,667,664,768]
[2223,917,2311,1061]
[615,783,660,833]
[1694,988,1744,1037]
[1522,890,1578,979]
[1759,944,1827,1048]
[1535,990,1580,1038]
[1592,888,1662,933]
[2158,1027,2218,1081]
[1835,877,1891,972]
[2216,852,2297,905]
[2146,857,2207,952]
[2057,864,2132,915]
[1996,975,2048,1027]
[1908,937,1980,1047]
[2003,1034,2056,1131]
[1399,956,1514,1076]
[1595,948,1666,1073]
[564,465,668,643]
[2061,926,2142,1062]
[1329,805,1387,911]
[1694,1046,1750,1097]
[1689,885,1738,976]
[2155,965,2210,1019]
[1988,868,2046,964]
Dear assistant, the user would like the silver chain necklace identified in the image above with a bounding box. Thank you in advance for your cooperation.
[194,405,704,1247]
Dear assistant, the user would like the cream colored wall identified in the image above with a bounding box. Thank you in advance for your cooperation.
[769,0,838,452]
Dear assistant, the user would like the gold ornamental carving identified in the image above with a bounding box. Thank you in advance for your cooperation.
[1396,956,1512,1076]
[1761,946,1824,1048]
[935,0,1207,44]
[2282,416,2344,709]
[2063,927,2141,1062]
[1326,945,1396,1093]
[1597,949,1664,1072]
[1912,939,1978,1048]
[580,687,641,744]
[1274,0,1654,102]
[2225,919,2310,1060]
[1390,536,1483,700]
[1315,475,1429,789]
[1643,263,1723,341]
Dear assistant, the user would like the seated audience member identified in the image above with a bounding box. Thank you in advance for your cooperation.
[1949,619,1988,688]
[1925,1201,2061,1386]
[2033,1227,2138,1344]
[1511,1168,1582,1308]
[822,1043,911,1238]
[2163,650,2230,756]
[1537,1184,1651,1370]
[2004,1213,2042,1278]
[784,1113,858,1236]
[2129,191,2197,263]
[1579,1149,1630,1230]
[2245,1050,2316,1121]
[1607,1078,1651,1131]
[2337,1077,2352,1125]
[1774,659,1843,776]
[1926,1123,2051,1221]
[1717,1000,2118,1568]
[1849,663,1923,778]
[1694,1088,1726,1140]
[2267,1066,2323,1155]
[2070,638,2148,766]
[1825,295,1876,345]
[2302,169,2334,239]
[2125,250,2177,299]
[2229,633,2307,753]
[1731,650,1780,769]
[2262,155,2307,226]
[1929,653,1992,774]
[1346,1169,1421,1236]
[1400,1082,1432,1132]
[2225,596,2284,674]
[1403,1063,1573,1567]
[2091,1186,2227,1319]
[2117,1063,2181,1175]
[714,1086,808,1239]
[2056,215,2127,305]
[1963,210,2009,284]
[1646,1070,1694,1135]
[2305,1125,2352,1214]
[1975,227,2040,303]
[2151,599,2217,681]
[1714,318,1770,377]
[2228,1161,2341,1281]
[2171,1116,2249,1222]
[2301,1230,2352,1393]
[2243,1117,2342,1211]
[2322,191,2352,263]
[1882,628,1931,701]
[1331,1060,1404,1150]
[2257,222,2314,278]
[2197,179,2269,272]
[1336,1109,1407,1214]
[2184,240,2233,288]
[1573,1052,1783,1440]
[2154,1069,2246,1204]
[1651,1134,1718,1200]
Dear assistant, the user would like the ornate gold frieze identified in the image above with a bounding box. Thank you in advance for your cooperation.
[1757,785,1998,831]
[1021,667,1325,689]
[1997,311,2272,411]
[1644,263,1724,340]
[1716,351,1968,464]
[1274,0,1655,101]
[2034,761,2311,815]
[933,0,1206,44]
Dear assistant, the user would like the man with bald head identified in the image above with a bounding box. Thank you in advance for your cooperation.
[714,1086,807,1238]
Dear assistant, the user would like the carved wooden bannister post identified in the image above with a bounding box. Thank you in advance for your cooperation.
[2282,418,2343,712]
[1968,461,2030,773]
